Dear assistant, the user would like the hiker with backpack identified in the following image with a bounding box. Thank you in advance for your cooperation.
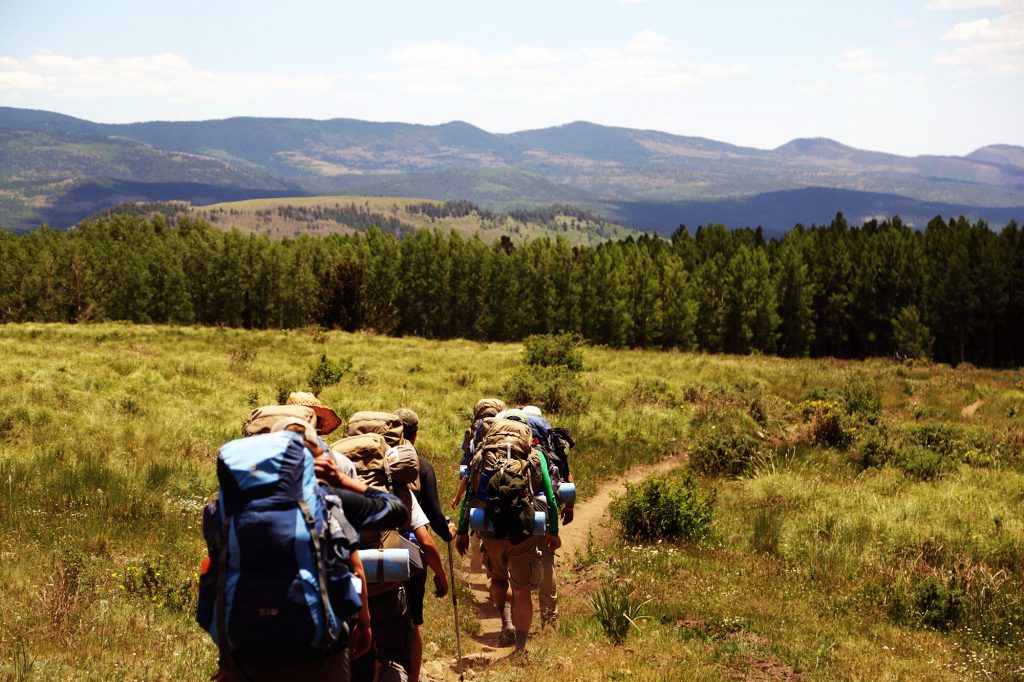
[454,409,561,657]
[450,398,507,511]
[197,405,409,682]
[523,405,576,628]
[394,408,456,682]
[336,411,449,682]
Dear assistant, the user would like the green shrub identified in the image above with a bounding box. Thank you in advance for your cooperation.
[913,577,964,632]
[504,365,589,414]
[893,445,952,481]
[612,473,715,543]
[690,432,761,477]
[522,332,584,371]
[589,583,649,644]
[857,427,896,469]
[801,400,854,449]
[308,352,351,395]
[842,381,882,424]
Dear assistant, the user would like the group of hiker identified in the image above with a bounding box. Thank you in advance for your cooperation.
[196,393,576,681]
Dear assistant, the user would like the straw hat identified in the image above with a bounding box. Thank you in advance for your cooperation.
[286,392,342,435]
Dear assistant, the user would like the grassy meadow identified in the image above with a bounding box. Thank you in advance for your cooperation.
[0,323,1022,680]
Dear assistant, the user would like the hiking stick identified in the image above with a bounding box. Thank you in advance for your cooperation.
[445,539,465,681]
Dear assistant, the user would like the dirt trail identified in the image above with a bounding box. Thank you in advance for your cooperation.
[961,399,984,418]
[422,453,688,681]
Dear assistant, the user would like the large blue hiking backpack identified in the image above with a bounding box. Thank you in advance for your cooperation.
[196,431,360,665]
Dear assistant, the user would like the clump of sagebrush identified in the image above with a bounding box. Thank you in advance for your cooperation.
[589,583,649,644]
[504,365,589,414]
[523,332,584,371]
[690,432,762,477]
[612,473,715,543]
[307,352,352,395]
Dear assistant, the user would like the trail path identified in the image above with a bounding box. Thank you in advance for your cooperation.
[961,399,984,418]
[422,453,688,681]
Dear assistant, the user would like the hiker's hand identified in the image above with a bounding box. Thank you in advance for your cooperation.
[560,505,574,525]
[545,534,561,552]
[433,572,449,598]
[350,617,372,658]
[455,533,469,556]
[336,472,368,494]
[448,520,457,539]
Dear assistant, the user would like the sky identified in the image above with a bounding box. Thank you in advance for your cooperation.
[1,0,1021,156]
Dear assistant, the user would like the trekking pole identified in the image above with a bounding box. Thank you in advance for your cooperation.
[445,539,465,681]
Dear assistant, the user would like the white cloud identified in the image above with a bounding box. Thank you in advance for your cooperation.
[935,8,1024,74]
[927,0,1023,10]
[835,50,888,70]
[371,37,748,99]
[627,30,674,53]
[0,50,339,102]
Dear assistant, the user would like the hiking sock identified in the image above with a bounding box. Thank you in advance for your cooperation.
[514,630,529,652]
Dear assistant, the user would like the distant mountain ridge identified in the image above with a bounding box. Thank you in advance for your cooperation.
[0,106,1021,234]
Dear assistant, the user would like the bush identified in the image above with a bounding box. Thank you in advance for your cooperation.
[504,365,589,414]
[690,432,761,478]
[842,381,882,424]
[893,445,952,481]
[589,583,649,644]
[308,352,351,395]
[801,400,855,449]
[629,377,678,407]
[913,577,964,632]
[523,333,584,371]
[612,473,715,543]
[857,427,896,469]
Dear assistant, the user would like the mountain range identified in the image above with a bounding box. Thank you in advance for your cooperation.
[1,106,1022,235]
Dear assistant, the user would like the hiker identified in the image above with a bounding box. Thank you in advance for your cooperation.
[524,406,576,627]
[339,412,449,682]
[198,407,410,682]
[450,398,507,511]
[455,410,560,657]
[394,408,455,682]
[286,391,359,480]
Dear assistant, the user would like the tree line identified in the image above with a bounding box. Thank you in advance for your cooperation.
[1,213,1021,366]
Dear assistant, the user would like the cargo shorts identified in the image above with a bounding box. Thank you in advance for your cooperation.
[481,536,541,591]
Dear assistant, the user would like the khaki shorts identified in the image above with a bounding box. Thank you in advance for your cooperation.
[481,536,541,591]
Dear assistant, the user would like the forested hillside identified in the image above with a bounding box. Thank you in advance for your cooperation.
[1,213,1021,366]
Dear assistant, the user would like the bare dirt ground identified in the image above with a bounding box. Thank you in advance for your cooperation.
[422,454,688,681]
[961,399,984,418]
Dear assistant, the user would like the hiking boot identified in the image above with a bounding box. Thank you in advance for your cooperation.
[509,648,529,665]
[498,623,515,646]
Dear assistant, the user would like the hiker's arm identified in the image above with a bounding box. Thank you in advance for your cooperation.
[454,493,470,555]
[347,549,372,658]
[416,459,453,542]
[414,525,449,598]
[450,476,468,510]
[536,451,559,536]
[333,488,409,531]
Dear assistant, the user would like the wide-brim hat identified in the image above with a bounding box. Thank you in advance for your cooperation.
[286,391,342,435]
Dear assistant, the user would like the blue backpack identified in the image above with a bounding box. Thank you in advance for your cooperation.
[196,431,360,665]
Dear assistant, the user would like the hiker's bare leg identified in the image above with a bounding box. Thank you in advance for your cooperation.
[411,624,422,682]
[539,548,557,625]
[511,587,533,652]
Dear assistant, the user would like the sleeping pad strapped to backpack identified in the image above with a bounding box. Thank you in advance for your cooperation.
[196,430,361,665]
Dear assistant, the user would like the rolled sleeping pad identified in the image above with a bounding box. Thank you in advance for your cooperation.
[459,464,468,479]
[354,548,411,583]
[556,482,576,505]
[469,507,546,535]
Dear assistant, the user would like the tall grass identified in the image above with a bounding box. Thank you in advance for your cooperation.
[0,324,1021,679]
